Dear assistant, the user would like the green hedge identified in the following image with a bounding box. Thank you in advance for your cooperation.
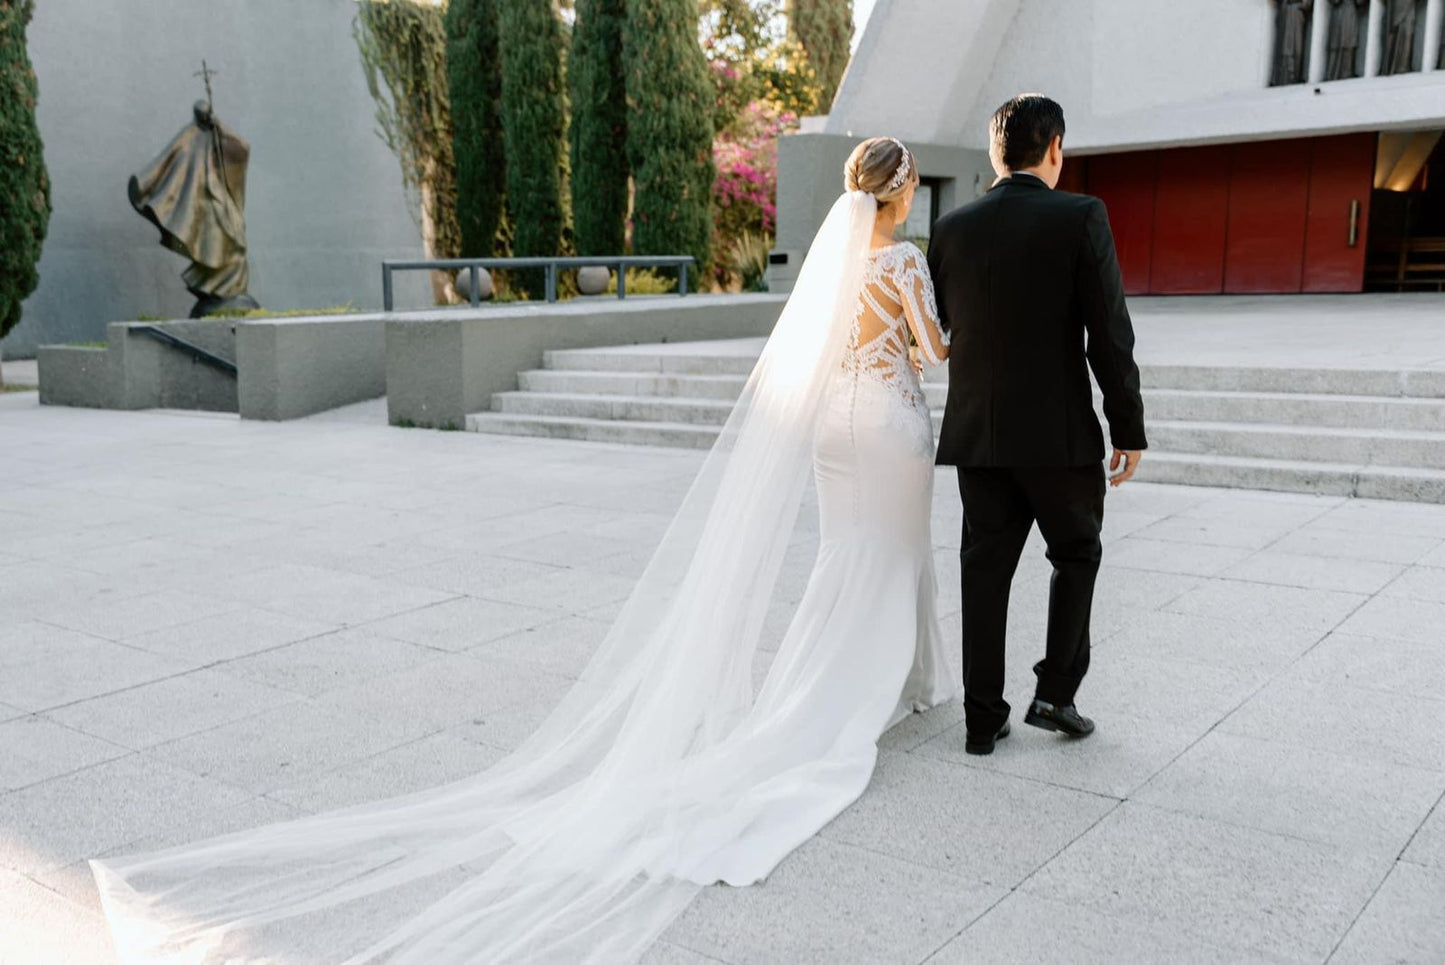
[0,0,50,341]
[625,0,715,288]
[569,0,628,257]
[445,0,505,259]
[498,0,566,298]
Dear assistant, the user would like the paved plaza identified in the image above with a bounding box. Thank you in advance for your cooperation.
[2,386,1444,964]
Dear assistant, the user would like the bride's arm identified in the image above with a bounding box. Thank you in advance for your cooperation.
[896,247,949,365]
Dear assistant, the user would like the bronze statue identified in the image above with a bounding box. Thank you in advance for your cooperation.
[1326,0,1367,79]
[1271,0,1314,86]
[128,65,258,317]
[1382,0,1422,75]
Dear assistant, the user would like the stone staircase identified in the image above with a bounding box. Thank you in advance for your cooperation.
[467,340,1445,503]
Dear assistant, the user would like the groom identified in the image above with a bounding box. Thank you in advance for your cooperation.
[927,94,1147,756]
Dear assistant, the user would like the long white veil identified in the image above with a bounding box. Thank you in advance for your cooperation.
[91,191,879,964]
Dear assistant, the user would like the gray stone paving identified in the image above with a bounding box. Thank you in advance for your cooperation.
[2,390,1444,964]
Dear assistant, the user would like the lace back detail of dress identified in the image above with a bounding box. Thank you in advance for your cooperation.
[842,242,942,411]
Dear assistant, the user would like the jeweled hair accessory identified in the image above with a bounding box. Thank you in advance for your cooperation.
[886,138,912,192]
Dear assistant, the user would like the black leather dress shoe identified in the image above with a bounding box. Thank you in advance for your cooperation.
[965,721,1010,756]
[1024,700,1095,738]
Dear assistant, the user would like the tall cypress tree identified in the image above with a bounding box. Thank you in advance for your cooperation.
[498,0,566,297]
[445,0,505,259]
[624,0,715,288]
[569,0,628,257]
[0,0,50,376]
[789,0,853,110]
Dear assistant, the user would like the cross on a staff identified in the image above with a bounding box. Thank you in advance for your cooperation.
[193,60,218,113]
[191,59,232,198]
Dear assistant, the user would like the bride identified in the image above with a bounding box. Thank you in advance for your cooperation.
[91,137,958,964]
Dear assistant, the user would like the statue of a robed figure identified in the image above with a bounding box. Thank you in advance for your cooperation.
[1382,0,1423,75]
[1271,0,1314,86]
[1326,0,1368,80]
[128,65,259,317]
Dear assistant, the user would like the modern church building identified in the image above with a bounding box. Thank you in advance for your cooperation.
[772,0,1445,297]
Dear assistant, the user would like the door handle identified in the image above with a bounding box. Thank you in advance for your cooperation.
[1348,199,1360,248]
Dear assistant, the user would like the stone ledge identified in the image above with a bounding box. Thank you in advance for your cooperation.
[385,295,787,429]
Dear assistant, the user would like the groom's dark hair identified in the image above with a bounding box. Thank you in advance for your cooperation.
[989,94,1066,172]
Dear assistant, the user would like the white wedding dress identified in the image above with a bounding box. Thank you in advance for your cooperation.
[90,193,959,964]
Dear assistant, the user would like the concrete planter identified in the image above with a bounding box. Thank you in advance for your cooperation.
[39,320,239,413]
[37,314,388,421]
[386,294,787,429]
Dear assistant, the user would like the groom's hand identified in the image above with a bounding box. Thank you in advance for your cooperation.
[1109,448,1142,487]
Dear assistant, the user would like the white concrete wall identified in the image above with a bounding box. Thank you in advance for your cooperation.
[829,0,1445,155]
[769,133,990,292]
[827,0,1022,144]
[4,0,430,358]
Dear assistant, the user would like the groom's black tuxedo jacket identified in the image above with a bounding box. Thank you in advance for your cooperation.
[928,173,1147,467]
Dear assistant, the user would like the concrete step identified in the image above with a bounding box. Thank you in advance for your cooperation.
[1130,389,1445,431]
[1147,420,1445,470]
[492,391,736,426]
[543,342,763,376]
[521,371,941,410]
[466,411,1445,504]
[494,389,949,432]
[518,369,749,400]
[466,412,720,449]
[526,370,1445,434]
[1140,364,1445,398]
[541,348,1445,400]
[1137,451,1445,504]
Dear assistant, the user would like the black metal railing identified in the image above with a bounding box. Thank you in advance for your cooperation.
[131,325,238,376]
[381,256,697,311]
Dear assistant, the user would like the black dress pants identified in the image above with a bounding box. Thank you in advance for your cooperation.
[956,464,1105,736]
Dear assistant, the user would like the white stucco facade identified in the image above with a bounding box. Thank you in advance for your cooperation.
[4,0,428,358]
[827,0,1445,154]
[764,0,1445,291]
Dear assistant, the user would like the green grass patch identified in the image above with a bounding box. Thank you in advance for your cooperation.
[129,304,362,322]
[208,302,360,320]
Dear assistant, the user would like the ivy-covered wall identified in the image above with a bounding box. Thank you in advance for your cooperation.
[355,0,459,304]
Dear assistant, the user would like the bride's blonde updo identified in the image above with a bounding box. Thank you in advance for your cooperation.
[844,137,918,206]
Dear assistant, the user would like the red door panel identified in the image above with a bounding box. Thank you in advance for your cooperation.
[1302,132,1375,292]
[1084,152,1158,295]
[1056,157,1087,195]
[1150,145,1232,294]
[1224,138,1312,293]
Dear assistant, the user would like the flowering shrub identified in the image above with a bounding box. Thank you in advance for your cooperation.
[712,99,796,287]
[699,1,823,289]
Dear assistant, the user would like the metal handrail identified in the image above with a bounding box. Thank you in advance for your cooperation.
[381,255,697,310]
[130,325,238,377]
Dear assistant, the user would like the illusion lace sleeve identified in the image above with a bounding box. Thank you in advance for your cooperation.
[894,244,949,366]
